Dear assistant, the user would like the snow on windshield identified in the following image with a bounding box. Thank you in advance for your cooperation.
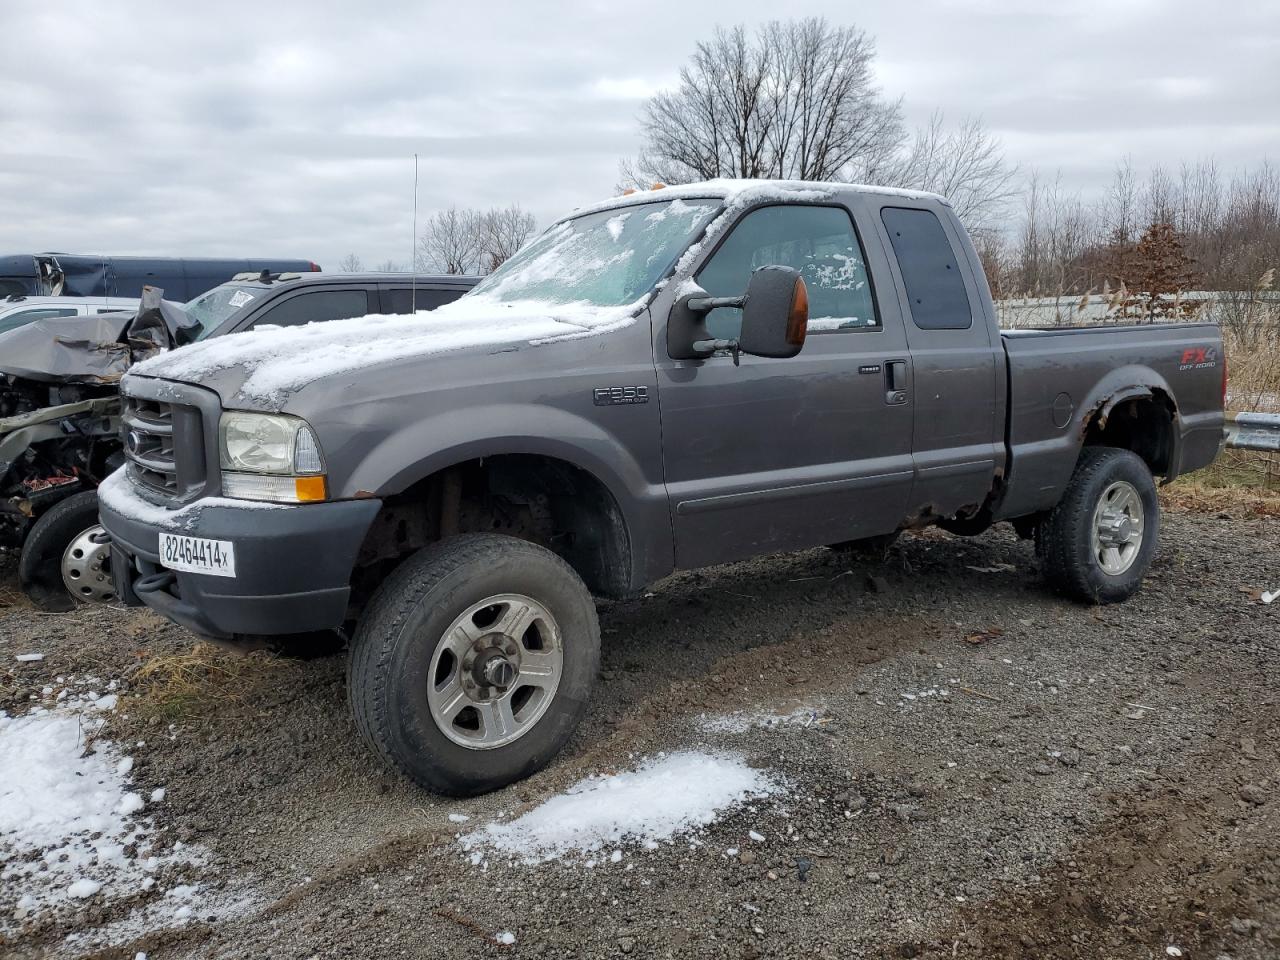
[468,198,717,308]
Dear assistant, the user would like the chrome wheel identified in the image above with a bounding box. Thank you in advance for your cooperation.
[1090,481,1144,576]
[426,593,563,750]
[61,525,115,603]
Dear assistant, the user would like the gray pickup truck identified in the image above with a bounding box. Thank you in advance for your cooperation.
[99,180,1225,795]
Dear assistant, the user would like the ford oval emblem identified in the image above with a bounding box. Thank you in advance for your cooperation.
[126,430,144,454]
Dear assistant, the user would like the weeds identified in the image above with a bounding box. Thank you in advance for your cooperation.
[128,643,288,722]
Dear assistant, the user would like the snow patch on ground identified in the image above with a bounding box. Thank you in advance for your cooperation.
[0,690,250,941]
[699,705,829,734]
[461,752,779,865]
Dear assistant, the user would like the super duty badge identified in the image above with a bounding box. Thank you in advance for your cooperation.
[593,385,649,406]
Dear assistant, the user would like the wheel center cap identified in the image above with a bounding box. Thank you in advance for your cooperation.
[1100,513,1132,544]
[481,654,516,689]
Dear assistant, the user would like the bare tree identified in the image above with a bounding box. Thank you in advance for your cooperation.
[622,18,905,187]
[338,253,363,273]
[478,205,537,272]
[884,112,1017,234]
[1100,157,1138,245]
[374,259,406,273]
[417,207,483,275]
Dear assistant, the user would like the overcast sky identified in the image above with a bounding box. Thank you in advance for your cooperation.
[2,0,1275,271]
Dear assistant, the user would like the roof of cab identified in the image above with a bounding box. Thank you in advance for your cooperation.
[564,178,948,222]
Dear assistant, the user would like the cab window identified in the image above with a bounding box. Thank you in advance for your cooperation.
[880,207,973,331]
[695,205,878,340]
[383,286,466,314]
[0,307,77,334]
[251,290,372,329]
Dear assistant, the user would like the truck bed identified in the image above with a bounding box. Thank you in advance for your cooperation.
[995,321,1225,519]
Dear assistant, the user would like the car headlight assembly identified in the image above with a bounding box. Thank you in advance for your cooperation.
[218,412,327,503]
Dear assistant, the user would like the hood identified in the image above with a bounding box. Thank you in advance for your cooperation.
[0,287,197,384]
[126,294,642,410]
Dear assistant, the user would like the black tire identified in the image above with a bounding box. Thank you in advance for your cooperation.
[828,531,900,557]
[348,534,599,796]
[18,490,108,612]
[1037,447,1159,605]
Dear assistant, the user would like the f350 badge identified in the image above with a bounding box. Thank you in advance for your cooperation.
[593,386,649,406]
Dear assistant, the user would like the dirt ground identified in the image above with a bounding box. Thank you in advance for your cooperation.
[2,500,1277,960]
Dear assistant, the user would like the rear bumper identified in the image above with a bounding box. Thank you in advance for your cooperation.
[101,493,380,640]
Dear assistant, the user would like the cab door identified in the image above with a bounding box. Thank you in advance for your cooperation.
[654,202,915,570]
[869,202,1003,519]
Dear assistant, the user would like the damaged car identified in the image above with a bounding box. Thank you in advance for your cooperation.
[0,289,196,609]
[2,272,478,610]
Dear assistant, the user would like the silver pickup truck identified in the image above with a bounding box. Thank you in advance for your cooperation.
[99,180,1225,795]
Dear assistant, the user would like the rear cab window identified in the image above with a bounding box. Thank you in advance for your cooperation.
[879,207,973,331]
[695,204,879,341]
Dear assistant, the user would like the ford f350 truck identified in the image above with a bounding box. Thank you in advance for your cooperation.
[99,180,1225,795]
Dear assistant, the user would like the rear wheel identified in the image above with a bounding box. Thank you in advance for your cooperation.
[1037,447,1158,604]
[19,491,113,611]
[348,534,599,796]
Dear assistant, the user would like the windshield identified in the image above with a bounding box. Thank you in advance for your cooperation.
[468,198,720,308]
[186,284,264,340]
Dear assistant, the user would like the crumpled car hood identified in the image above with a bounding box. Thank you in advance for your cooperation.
[0,287,197,384]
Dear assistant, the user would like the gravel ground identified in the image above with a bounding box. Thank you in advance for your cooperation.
[2,503,1277,960]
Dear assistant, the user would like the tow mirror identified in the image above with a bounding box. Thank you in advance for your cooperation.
[666,266,808,364]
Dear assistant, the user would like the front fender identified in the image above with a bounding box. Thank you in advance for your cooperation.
[339,402,674,590]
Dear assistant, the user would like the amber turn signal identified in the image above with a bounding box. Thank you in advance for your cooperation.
[786,278,809,347]
[294,475,328,502]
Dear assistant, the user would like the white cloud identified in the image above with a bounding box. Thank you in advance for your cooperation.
[0,0,1275,271]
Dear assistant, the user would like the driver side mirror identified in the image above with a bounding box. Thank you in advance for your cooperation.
[667,266,808,364]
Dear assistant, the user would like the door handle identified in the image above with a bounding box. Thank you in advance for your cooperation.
[885,360,909,405]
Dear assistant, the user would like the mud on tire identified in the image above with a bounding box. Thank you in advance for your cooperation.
[1037,446,1159,605]
[347,533,599,796]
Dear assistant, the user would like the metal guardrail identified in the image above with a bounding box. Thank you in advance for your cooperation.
[1226,411,1280,451]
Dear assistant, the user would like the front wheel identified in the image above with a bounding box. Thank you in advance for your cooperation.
[348,534,599,796]
[19,490,114,611]
[1037,447,1159,604]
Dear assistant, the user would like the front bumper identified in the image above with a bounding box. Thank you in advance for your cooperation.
[101,492,381,640]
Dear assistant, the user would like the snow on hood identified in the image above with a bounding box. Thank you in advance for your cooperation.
[128,294,642,406]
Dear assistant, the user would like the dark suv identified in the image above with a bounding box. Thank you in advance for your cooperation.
[185,271,479,340]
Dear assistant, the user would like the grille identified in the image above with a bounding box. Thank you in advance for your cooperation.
[123,397,180,496]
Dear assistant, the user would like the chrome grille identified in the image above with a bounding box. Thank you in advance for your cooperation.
[123,397,180,495]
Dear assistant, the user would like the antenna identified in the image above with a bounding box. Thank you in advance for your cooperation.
[411,153,419,312]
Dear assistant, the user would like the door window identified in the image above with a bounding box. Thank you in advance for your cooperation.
[383,286,467,314]
[251,290,371,329]
[695,205,878,340]
[880,207,973,330]
[0,307,77,334]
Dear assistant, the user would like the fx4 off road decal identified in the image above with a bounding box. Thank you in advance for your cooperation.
[1178,346,1218,371]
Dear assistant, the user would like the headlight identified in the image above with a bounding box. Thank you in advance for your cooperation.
[218,412,327,503]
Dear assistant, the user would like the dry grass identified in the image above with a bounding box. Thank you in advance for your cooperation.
[1224,322,1280,414]
[1162,471,1280,517]
[127,642,288,722]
